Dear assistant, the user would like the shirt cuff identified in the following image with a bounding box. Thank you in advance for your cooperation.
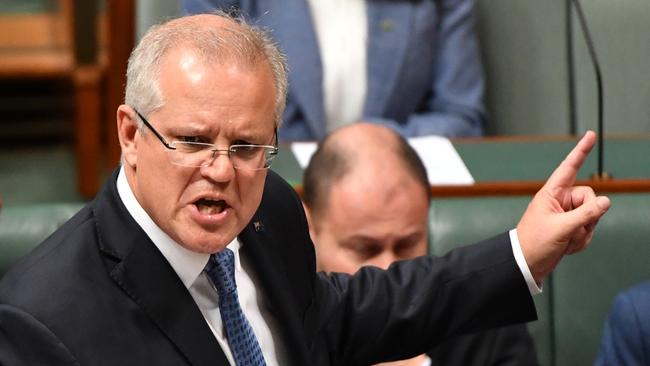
[509,228,543,295]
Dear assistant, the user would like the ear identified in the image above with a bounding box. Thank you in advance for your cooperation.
[302,202,326,271]
[117,105,139,168]
[302,201,319,242]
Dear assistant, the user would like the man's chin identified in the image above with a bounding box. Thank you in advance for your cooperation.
[174,226,239,254]
[176,238,229,254]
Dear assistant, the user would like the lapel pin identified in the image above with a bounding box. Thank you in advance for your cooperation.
[380,19,394,32]
[253,221,264,232]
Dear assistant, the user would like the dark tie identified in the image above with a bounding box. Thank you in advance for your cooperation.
[205,249,266,366]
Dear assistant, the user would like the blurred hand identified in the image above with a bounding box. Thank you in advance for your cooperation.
[517,131,611,283]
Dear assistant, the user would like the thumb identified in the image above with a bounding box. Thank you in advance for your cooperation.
[561,196,611,231]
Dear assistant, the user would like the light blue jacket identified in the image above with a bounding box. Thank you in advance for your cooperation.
[183,0,485,141]
[595,281,650,366]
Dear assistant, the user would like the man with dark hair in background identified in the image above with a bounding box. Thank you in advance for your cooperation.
[303,123,539,366]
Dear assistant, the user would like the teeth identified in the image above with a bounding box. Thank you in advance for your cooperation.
[197,199,225,215]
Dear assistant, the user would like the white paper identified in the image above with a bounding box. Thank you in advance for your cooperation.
[407,135,474,185]
[291,142,319,169]
[291,135,474,185]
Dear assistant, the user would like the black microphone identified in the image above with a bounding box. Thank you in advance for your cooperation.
[570,0,610,180]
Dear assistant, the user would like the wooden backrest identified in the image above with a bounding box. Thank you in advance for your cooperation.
[0,0,75,77]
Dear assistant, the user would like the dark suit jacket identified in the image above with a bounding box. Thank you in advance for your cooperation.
[428,323,539,366]
[0,170,535,365]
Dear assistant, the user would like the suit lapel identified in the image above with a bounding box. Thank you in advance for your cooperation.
[93,170,313,365]
[263,0,326,136]
[365,2,413,117]
[94,174,229,366]
[239,217,312,365]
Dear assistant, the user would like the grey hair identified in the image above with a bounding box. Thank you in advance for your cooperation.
[125,11,288,127]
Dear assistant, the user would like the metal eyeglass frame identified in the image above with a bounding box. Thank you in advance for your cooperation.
[133,108,278,170]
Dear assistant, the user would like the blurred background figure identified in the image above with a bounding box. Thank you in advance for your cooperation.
[183,0,486,141]
[594,280,650,366]
[302,123,538,366]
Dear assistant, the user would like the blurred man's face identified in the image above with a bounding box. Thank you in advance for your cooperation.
[310,170,429,274]
[120,47,277,254]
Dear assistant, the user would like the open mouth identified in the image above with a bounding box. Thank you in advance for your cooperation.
[195,198,228,215]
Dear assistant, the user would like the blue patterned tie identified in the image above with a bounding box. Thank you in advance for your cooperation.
[205,249,266,366]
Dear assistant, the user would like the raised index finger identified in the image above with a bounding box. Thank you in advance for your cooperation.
[544,130,596,190]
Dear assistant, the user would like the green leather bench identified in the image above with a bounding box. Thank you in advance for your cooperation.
[2,193,649,366]
[429,196,551,365]
[0,203,84,276]
[429,193,650,366]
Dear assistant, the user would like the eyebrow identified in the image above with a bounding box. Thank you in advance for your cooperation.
[166,124,256,140]
[168,117,275,144]
[232,132,263,142]
[235,128,277,145]
[340,235,379,247]
[398,231,425,244]
[340,230,424,247]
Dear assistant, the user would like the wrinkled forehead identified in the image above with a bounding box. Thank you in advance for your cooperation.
[159,40,266,78]
[169,41,275,97]
[154,48,276,134]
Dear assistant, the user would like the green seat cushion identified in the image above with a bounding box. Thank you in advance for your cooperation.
[0,203,83,275]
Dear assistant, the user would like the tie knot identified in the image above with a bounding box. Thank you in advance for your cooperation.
[205,248,237,295]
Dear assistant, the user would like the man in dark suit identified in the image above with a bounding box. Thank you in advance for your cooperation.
[0,13,610,366]
[303,123,539,366]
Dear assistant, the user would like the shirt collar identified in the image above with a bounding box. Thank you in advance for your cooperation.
[116,167,243,289]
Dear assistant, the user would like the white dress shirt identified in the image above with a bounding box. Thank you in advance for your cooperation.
[510,229,543,295]
[307,0,368,132]
[116,168,286,366]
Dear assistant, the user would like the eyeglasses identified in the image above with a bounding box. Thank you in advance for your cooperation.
[133,109,278,170]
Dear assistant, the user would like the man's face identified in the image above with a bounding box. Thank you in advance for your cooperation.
[310,170,430,274]
[124,47,277,253]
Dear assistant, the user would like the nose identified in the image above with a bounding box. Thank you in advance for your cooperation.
[200,150,235,182]
[371,252,398,270]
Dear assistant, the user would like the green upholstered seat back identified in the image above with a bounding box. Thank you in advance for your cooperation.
[428,194,650,366]
[553,193,650,366]
[0,203,83,276]
[428,196,553,366]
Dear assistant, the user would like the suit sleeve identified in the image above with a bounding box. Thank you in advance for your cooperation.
[483,324,539,366]
[311,233,537,365]
[0,304,79,365]
[594,290,649,366]
[365,0,485,138]
[428,323,539,366]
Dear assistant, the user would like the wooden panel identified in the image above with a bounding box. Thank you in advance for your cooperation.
[0,51,73,78]
[105,0,135,170]
[0,0,74,77]
[0,13,69,49]
[74,65,102,198]
[0,0,104,198]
